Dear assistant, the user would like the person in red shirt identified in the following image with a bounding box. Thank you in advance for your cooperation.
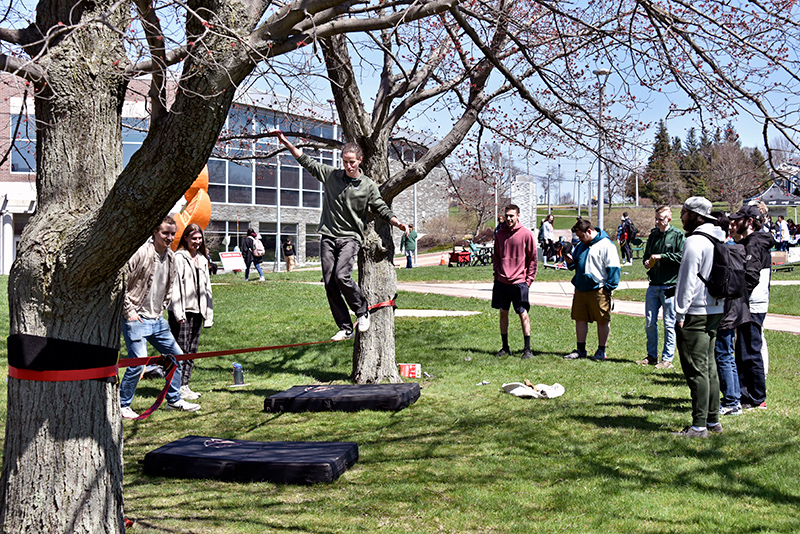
[492,205,538,359]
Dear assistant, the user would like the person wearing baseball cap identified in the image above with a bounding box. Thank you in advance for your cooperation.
[672,196,725,437]
[729,203,775,411]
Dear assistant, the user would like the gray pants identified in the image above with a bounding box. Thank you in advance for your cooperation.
[321,236,367,331]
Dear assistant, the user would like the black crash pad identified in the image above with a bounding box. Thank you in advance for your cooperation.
[143,435,358,484]
[264,383,421,413]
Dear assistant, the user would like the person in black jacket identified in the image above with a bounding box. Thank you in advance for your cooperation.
[729,204,775,411]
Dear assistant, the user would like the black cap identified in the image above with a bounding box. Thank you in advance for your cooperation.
[729,205,762,221]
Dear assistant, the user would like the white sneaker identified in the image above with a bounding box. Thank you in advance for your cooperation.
[121,406,139,420]
[180,385,201,400]
[331,329,354,341]
[358,312,371,333]
[166,399,201,412]
[259,276,265,281]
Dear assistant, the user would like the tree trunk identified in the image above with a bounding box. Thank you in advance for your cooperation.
[352,217,402,384]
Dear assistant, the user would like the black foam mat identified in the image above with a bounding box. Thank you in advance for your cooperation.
[264,383,421,413]
[143,435,358,484]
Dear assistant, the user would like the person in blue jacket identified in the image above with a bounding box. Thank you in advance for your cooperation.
[563,218,621,361]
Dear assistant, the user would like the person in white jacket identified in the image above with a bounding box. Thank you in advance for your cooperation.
[672,197,725,438]
[169,223,214,401]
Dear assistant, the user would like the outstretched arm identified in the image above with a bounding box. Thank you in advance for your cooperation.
[269,129,303,159]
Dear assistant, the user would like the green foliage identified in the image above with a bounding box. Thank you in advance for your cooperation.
[1,275,800,533]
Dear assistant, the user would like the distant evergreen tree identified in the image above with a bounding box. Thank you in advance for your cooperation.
[681,127,710,197]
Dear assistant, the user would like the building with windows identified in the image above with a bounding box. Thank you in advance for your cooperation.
[0,77,448,274]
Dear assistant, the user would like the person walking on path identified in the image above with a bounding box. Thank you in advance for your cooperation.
[400,224,418,268]
[271,130,409,340]
[282,237,296,272]
[729,204,775,410]
[563,218,620,361]
[637,206,684,370]
[119,216,201,419]
[243,228,264,281]
[672,197,724,438]
[168,223,214,402]
[492,205,538,359]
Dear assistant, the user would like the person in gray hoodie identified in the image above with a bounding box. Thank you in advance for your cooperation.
[729,204,775,410]
[673,197,725,438]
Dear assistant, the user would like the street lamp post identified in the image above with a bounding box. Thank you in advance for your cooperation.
[593,67,611,232]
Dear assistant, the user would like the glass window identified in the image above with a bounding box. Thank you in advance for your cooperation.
[281,166,300,189]
[281,190,300,207]
[11,141,36,173]
[303,171,320,190]
[279,154,297,167]
[208,184,226,202]
[302,192,321,208]
[228,161,252,186]
[306,224,321,262]
[228,186,251,204]
[208,159,226,183]
[255,187,277,205]
[256,163,277,187]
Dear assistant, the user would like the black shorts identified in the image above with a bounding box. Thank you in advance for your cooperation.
[491,281,530,314]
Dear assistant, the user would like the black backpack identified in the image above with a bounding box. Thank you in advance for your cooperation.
[694,232,746,299]
[626,219,638,240]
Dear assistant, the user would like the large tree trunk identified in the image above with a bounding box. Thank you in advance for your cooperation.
[352,218,402,383]
[0,1,130,530]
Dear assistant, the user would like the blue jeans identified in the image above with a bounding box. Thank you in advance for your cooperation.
[405,250,414,268]
[120,316,183,407]
[645,285,676,362]
[714,328,740,407]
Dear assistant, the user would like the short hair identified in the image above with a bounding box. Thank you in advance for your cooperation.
[655,205,671,216]
[177,223,208,257]
[711,211,729,238]
[751,217,763,232]
[504,204,520,215]
[156,215,177,233]
[622,211,629,217]
[572,218,592,233]
[341,143,363,159]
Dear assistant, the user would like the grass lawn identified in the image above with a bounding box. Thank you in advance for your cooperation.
[1,274,800,533]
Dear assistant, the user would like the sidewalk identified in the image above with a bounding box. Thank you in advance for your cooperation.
[397,279,800,335]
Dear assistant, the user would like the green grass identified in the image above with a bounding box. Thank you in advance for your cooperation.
[1,274,800,533]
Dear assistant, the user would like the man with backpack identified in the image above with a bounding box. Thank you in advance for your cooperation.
[729,204,775,410]
[617,212,636,266]
[672,197,725,437]
[637,206,684,370]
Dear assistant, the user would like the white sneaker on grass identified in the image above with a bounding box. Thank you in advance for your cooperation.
[121,406,139,420]
[180,385,201,400]
[166,399,201,412]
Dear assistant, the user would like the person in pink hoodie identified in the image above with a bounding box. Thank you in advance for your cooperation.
[492,204,538,359]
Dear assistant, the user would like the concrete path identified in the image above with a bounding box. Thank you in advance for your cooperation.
[397,279,800,335]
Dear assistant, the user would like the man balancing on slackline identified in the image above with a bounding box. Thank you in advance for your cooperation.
[271,130,410,341]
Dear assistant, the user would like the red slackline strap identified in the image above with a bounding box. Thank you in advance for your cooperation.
[134,362,178,421]
[8,364,119,382]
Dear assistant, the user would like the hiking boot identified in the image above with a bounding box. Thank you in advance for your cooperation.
[121,406,139,420]
[719,404,742,416]
[564,348,587,360]
[495,348,512,358]
[654,360,674,370]
[357,311,371,333]
[331,329,354,341]
[180,385,201,400]
[521,348,534,360]
[166,399,201,412]
[590,349,607,361]
[706,422,724,434]
[636,356,658,366]
[672,426,708,438]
